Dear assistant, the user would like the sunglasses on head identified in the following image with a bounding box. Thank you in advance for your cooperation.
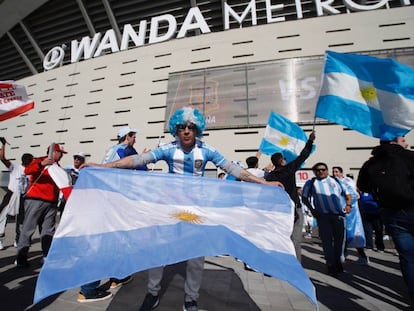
[176,124,197,132]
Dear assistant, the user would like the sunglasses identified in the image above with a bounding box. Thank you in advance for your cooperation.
[74,156,84,161]
[176,124,197,132]
[314,168,327,172]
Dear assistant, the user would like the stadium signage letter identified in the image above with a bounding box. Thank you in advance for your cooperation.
[45,0,405,70]
[70,7,210,63]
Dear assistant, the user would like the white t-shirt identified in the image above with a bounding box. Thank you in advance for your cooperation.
[7,163,25,193]
[246,168,265,179]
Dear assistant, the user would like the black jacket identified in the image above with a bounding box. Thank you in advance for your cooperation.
[265,139,313,207]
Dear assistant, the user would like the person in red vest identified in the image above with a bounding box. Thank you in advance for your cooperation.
[15,143,66,267]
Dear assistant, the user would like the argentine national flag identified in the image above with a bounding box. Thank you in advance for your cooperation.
[259,111,309,163]
[34,167,317,309]
[316,50,414,140]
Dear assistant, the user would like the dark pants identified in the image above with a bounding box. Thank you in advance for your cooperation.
[362,213,385,251]
[383,210,414,304]
[17,199,58,261]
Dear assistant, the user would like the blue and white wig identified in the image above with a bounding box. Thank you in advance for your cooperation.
[168,107,206,138]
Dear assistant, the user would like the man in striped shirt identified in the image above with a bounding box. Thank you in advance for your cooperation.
[301,162,352,277]
[83,107,282,311]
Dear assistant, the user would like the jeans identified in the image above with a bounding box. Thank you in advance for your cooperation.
[80,281,101,295]
[383,210,414,304]
[148,257,204,302]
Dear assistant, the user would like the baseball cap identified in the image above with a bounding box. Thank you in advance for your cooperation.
[117,126,139,139]
[73,152,86,159]
[47,143,67,154]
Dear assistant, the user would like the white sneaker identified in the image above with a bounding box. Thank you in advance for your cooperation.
[0,240,4,250]
[14,241,18,248]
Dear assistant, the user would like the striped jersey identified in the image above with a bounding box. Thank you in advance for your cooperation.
[302,176,349,214]
[149,140,227,176]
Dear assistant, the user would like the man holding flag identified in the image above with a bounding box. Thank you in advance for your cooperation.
[262,111,315,262]
[83,107,284,311]
[15,144,67,267]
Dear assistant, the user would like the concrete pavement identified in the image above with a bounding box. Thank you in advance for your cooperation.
[0,218,412,311]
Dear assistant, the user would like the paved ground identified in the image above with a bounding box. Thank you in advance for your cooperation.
[0,219,412,311]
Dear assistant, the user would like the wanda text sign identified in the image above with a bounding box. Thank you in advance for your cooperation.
[43,0,411,70]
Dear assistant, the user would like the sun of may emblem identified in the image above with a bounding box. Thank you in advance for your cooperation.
[170,210,204,224]
[279,136,290,147]
[360,86,377,101]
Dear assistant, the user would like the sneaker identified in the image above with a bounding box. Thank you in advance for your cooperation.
[355,257,369,265]
[14,257,29,268]
[13,241,18,248]
[77,290,112,303]
[110,275,133,289]
[183,300,198,311]
[0,240,4,250]
[139,293,160,311]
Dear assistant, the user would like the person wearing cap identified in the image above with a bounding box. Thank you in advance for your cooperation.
[90,126,146,294]
[65,152,87,185]
[83,107,283,311]
[56,152,88,216]
[15,143,66,267]
[0,137,33,250]
[102,126,148,170]
[265,131,315,263]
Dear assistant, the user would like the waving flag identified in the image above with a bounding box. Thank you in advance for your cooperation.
[316,50,414,139]
[259,111,309,163]
[47,164,73,200]
[0,81,35,121]
[34,167,317,309]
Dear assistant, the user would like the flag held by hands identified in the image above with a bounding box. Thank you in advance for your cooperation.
[315,50,414,139]
[34,167,317,309]
[0,81,35,121]
[259,111,309,163]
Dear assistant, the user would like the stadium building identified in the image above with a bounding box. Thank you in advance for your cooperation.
[0,0,413,181]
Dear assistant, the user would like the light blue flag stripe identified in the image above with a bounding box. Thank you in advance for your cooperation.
[324,50,414,100]
[316,94,408,138]
[316,50,414,139]
[34,168,317,309]
[267,111,307,140]
[259,138,298,163]
[259,111,309,163]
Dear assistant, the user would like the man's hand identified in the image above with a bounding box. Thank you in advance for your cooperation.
[41,158,54,166]
[79,162,102,169]
[309,131,316,142]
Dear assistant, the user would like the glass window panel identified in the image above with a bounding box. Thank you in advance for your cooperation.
[165,51,414,131]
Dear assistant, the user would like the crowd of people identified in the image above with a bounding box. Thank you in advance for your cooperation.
[0,106,413,309]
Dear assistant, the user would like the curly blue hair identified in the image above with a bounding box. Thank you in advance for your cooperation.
[168,107,206,138]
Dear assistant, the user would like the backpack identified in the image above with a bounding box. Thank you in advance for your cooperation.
[358,153,414,206]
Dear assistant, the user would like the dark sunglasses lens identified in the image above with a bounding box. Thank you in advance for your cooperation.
[177,124,197,132]
[316,168,326,172]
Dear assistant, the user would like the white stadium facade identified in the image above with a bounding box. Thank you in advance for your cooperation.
[0,0,413,182]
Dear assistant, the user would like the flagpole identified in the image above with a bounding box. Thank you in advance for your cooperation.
[312,116,317,133]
